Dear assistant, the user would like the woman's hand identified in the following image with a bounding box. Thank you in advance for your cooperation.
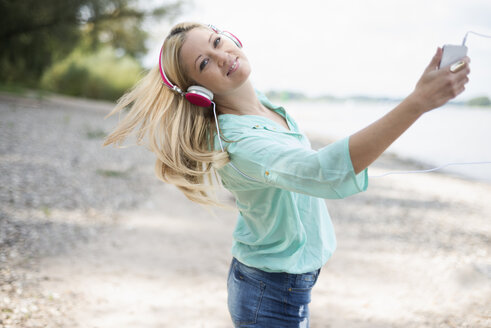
[348,47,471,174]
[409,47,471,113]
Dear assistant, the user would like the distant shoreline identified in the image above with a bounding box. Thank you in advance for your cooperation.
[266,92,491,109]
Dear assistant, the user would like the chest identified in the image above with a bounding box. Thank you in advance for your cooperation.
[265,111,291,132]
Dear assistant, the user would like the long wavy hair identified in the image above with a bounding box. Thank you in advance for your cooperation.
[102,22,234,210]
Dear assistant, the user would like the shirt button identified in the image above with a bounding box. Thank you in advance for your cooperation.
[265,171,270,176]
[254,124,260,128]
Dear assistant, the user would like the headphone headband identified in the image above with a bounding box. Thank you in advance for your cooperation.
[158,46,180,92]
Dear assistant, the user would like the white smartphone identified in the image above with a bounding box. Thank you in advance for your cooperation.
[439,44,468,69]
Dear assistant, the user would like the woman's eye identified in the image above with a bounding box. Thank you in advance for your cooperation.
[214,37,221,48]
[200,58,209,71]
[199,37,220,72]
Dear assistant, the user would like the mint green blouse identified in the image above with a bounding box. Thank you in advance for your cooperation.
[214,90,368,274]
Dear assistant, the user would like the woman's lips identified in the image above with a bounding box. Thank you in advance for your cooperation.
[227,57,239,76]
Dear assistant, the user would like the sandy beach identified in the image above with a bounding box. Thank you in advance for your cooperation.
[1,92,490,328]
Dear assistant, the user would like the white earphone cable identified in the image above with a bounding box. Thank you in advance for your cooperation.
[212,102,262,182]
[463,30,491,46]
[369,161,491,178]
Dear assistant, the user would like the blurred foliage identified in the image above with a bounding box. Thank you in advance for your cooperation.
[0,0,183,96]
[467,96,491,107]
[40,45,143,100]
[0,0,80,85]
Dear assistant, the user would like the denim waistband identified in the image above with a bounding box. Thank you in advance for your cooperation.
[231,257,321,290]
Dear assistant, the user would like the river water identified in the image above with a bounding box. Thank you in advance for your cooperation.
[282,100,491,183]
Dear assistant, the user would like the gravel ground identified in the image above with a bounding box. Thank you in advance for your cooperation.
[0,92,490,327]
[0,92,164,327]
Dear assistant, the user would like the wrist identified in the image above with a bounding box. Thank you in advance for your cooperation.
[405,92,430,115]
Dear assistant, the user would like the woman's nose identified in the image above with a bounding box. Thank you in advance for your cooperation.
[213,51,228,67]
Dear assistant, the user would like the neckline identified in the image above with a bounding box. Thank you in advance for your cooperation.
[217,90,294,132]
[218,106,293,132]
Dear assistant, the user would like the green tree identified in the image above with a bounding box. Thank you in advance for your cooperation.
[0,0,182,86]
[467,96,491,107]
[41,45,144,100]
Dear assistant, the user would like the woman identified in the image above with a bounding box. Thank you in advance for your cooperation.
[102,22,470,327]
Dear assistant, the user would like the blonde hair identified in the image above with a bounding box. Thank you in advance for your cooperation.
[102,22,235,211]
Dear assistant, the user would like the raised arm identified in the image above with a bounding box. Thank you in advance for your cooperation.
[349,47,471,174]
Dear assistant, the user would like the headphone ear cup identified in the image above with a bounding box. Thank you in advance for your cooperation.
[185,85,214,107]
[222,31,243,48]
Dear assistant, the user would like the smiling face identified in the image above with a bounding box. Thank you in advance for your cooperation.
[179,27,251,96]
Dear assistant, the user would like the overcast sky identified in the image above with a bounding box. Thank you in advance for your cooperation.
[143,0,491,100]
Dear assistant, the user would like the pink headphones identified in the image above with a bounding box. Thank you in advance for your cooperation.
[158,24,243,107]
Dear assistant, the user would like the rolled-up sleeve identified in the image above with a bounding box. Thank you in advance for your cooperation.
[224,132,368,199]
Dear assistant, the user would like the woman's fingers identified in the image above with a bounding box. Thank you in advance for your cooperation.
[424,47,443,74]
[451,60,471,96]
[449,56,471,74]
[455,61,471,78]
[411,50,471,112]
[446,76,468,99]
[456,84,466,97]
[438,56,470,98]
[450,60,466,73]
[455,75,470,94]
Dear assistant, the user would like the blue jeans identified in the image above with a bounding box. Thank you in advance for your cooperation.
[227,257,322,327]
